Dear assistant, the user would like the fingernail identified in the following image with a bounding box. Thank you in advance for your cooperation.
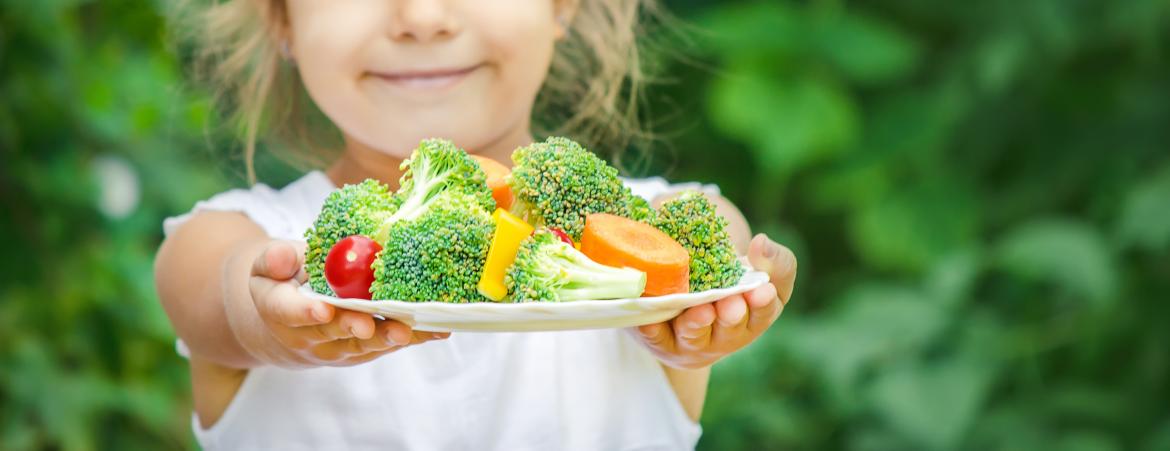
[763,240,778,259]
[386,331,400,345]
[312,306,329,322]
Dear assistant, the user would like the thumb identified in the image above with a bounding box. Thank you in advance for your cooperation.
[747,234,797,304]
[251,240,303,280]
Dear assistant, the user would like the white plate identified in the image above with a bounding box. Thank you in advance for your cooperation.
[298,270,770,332]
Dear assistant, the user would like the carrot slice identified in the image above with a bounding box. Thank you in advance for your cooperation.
[472,155,513,210]
[579,213,690,296]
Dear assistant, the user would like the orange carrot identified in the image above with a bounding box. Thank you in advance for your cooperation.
[472,155,513,210]
[579,213,690,296]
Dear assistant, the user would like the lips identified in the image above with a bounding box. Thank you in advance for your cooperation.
[369,64,482,90]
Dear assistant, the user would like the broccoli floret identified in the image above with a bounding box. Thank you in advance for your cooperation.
[623,186,657,223]
[652,191,744,291]
[370,192,495,303]
[373,138,495,242]
[304,179,399,296]
[506,229,647,302]
[507,137,629,240]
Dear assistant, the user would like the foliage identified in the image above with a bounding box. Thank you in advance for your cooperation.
[644,1,1170,450]
[0,1,225,449]
[2,0,1168,449]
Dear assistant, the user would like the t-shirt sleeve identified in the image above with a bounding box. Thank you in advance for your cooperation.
[620,176,722,202]
[162,184,300,240]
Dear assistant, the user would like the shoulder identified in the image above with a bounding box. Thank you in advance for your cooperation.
[620,176,722,202]
[163,171,334,241]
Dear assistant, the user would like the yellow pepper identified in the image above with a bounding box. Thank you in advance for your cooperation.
[477,209,535,301]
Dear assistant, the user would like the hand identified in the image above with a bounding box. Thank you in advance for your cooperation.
[633,234,797,369]
[233,240,448,368]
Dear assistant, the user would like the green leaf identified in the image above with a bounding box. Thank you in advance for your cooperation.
[1056,431,1123,451]
[848,186,977,272]
[697,2,804,57]
[1117,165,1170,252]
[923,250,981,310]
[996,219,1118,305]
[1144,421,1170,451]
[709,70,858,175]
[783,283,947,409]
[813,12,921,85]
[974,33,1027,95]
[868,359,994,449]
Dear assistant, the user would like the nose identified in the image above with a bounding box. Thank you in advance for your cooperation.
[389,0,461,43]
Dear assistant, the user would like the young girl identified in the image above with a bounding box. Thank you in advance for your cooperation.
[156,0,798,449]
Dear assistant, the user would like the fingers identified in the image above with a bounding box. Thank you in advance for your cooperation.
[748,234,798,305]
[306,315,442,347]
[746,283,783,334]
[311,310,377,341]
[310,337,387,362]
[251,241,304,280]
[309,322,451,364]
[705,293,751,351]
[291,241,309,284]
[374,320,446,348]
[673,303,716,351]
[714,295,749,327]
[250,276,335,327]
[637,322,674,353]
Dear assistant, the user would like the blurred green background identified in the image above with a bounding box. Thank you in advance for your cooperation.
[2,0,1169,449]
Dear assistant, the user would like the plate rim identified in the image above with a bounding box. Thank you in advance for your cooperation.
[298,269,769,310]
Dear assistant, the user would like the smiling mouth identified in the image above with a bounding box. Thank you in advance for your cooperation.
[369,64,483,90]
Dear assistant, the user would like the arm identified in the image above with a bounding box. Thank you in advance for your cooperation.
[156,210,449,366]
[641,193,797,422]
[154,211,276,368]
[154,211,446,426]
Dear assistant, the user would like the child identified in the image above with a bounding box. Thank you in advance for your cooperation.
[156,0,798,449]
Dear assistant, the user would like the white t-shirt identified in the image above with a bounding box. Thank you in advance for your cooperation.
[163,171,721,451]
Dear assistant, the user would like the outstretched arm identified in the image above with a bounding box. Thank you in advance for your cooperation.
[637,193,798,422]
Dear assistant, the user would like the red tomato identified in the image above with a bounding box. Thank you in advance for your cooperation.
[549,227,574,247]
[324,235,382,300]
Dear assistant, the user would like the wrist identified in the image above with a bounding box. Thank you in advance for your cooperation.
[656,355,720,370]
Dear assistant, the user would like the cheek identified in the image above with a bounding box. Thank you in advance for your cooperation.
[496,33,556,103]
[474,4,558,121]
[287,2,387,142]
[289,1,384,72]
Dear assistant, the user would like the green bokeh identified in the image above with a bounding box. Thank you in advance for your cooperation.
[2,0,1169,449]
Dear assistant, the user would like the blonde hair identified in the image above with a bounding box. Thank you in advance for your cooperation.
[173,0,659,183]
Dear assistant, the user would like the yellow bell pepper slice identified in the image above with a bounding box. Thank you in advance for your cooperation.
[477,208,535,301]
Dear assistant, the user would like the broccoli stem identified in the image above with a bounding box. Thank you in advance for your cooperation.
[557,264,646,301]
[371,165,456,243]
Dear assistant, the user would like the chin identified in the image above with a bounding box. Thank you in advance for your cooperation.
[356,123,490,156]
[396,110,498,141]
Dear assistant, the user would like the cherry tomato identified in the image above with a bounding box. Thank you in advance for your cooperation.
[324,235,382,300]
[549,227,574,247]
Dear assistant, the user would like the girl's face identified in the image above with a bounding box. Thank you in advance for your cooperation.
[285,0,567,157]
